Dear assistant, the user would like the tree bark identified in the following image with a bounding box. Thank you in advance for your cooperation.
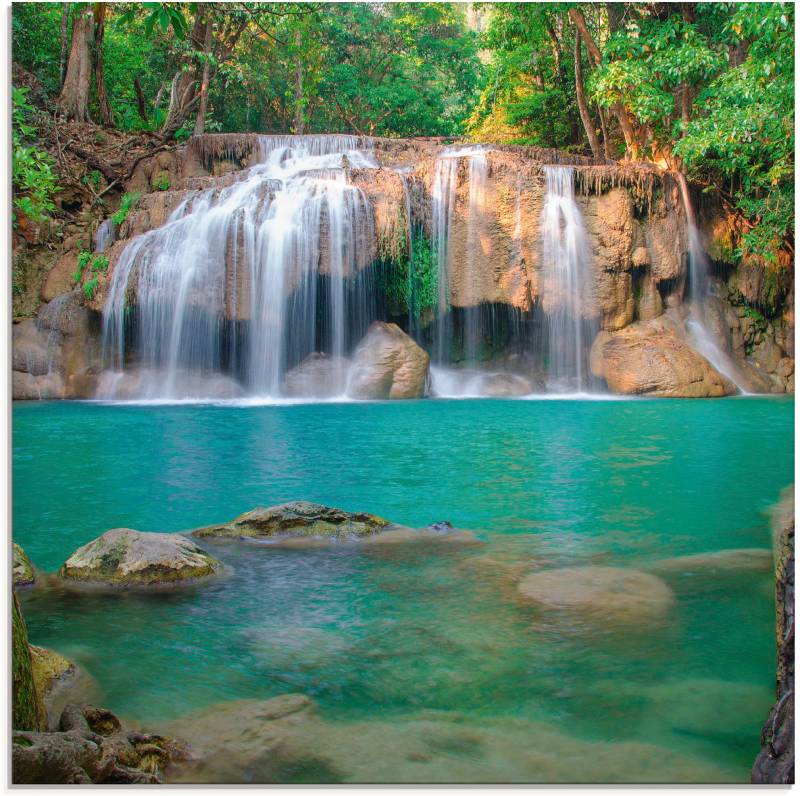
[568,6,641,158]
[574,36,602,158]
[59,3,70,87]
[193,20,213,136]
[599,107,612,158]
[57,6,94,122]
[134,77,148,122]
[292,28,305,135]
[93,3,114,127]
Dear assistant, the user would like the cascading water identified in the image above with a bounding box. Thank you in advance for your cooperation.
[677,176,749,393]
[430,145,489,365]
[540,166,595,392]
[100,135,377,399]
[94,219,115,253]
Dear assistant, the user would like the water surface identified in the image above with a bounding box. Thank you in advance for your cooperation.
[13,396,793,782]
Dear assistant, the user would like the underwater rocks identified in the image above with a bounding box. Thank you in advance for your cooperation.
[163,695,737,784]
[58,528,221,587]
[347,322,430,400]
[192,501,392,541]
[13,704,187,784]
[13,543,36,587]
[590,315,736,397]
[649,548,774,575]
[517,566,674,624]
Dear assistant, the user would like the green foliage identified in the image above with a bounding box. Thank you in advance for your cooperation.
[83,277,99,300]
[673,4,794,265]
[12,86,58,226]
[72,251,108,286]
[152,174,171,191]
[380,232,438,321]
[112,192,141,226]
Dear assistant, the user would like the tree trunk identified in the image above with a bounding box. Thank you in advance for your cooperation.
[193,21,213,136]
[134,77,148,122]
[59,3,70,87]
[161,15,206,140]
[57,6,94,122]
[569,7,641,159]
[292,28,305,135]
[93,4,114,127]
[574,36,602,158]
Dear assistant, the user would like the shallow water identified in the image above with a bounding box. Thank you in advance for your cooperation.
[13,396,794,782]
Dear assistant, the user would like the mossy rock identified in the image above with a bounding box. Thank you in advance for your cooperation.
[13,543,36,587]
[30,646,75,704]
[58,528,221,587]
[12,594,47,732]
[192,501,392,541]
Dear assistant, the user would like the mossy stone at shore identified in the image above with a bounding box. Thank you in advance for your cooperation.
[12,594,47,732]
[192,501,392,540]
[13,542,36,587]
[58,528,221,587]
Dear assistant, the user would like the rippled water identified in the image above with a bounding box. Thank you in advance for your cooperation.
[13,397,793,782]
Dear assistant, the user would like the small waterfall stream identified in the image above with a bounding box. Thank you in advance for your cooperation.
[540,166,595,392]
[677,175,749,393]
[101,135,377,399]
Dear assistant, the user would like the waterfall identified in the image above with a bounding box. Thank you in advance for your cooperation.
[94,219,115,253]
[430,145,488,365]
[100,135,377,400]
[540,166,594,392]
[677,174,749,393]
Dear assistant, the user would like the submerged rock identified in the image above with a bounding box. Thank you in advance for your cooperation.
[347,322,429,400]
[590,315,736,397]
[13,542,36,587]
[192,501,391,540]
[58,529,221,587]
[517,566,674,623]
[649,548,774,575]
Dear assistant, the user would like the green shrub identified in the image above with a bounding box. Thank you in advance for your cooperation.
[111,192,141,226]
[72,251,109,286]
[152,174,170,191]
[83,277,99,300]
[12,86,58,226]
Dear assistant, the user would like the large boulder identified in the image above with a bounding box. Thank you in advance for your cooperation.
[58,529,221,587]
[193,501,391,541]
[13,542,36,587]
[518,566,674,624]
[590,316,736,397]
[347,322,429,400]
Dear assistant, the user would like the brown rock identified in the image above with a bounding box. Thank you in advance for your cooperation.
[590,316,736,397]
[347,322,429,400]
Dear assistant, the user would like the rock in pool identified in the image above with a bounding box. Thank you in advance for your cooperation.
[13,542,36,587]
[648,547,774,575]
[517,565,674,623]
[58,528,221,587]
[192,501,392,541]
[347,321,429,400]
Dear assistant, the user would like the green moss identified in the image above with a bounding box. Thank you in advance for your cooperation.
[377,231,438,322]
[12,594,47,731]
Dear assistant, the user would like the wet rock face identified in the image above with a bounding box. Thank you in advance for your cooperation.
[193,501,392,540]
[589,314,736,397]
[752,491,794,784]
[347,322,430,400]
[517,565,674,624]
[58,529,221,587]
